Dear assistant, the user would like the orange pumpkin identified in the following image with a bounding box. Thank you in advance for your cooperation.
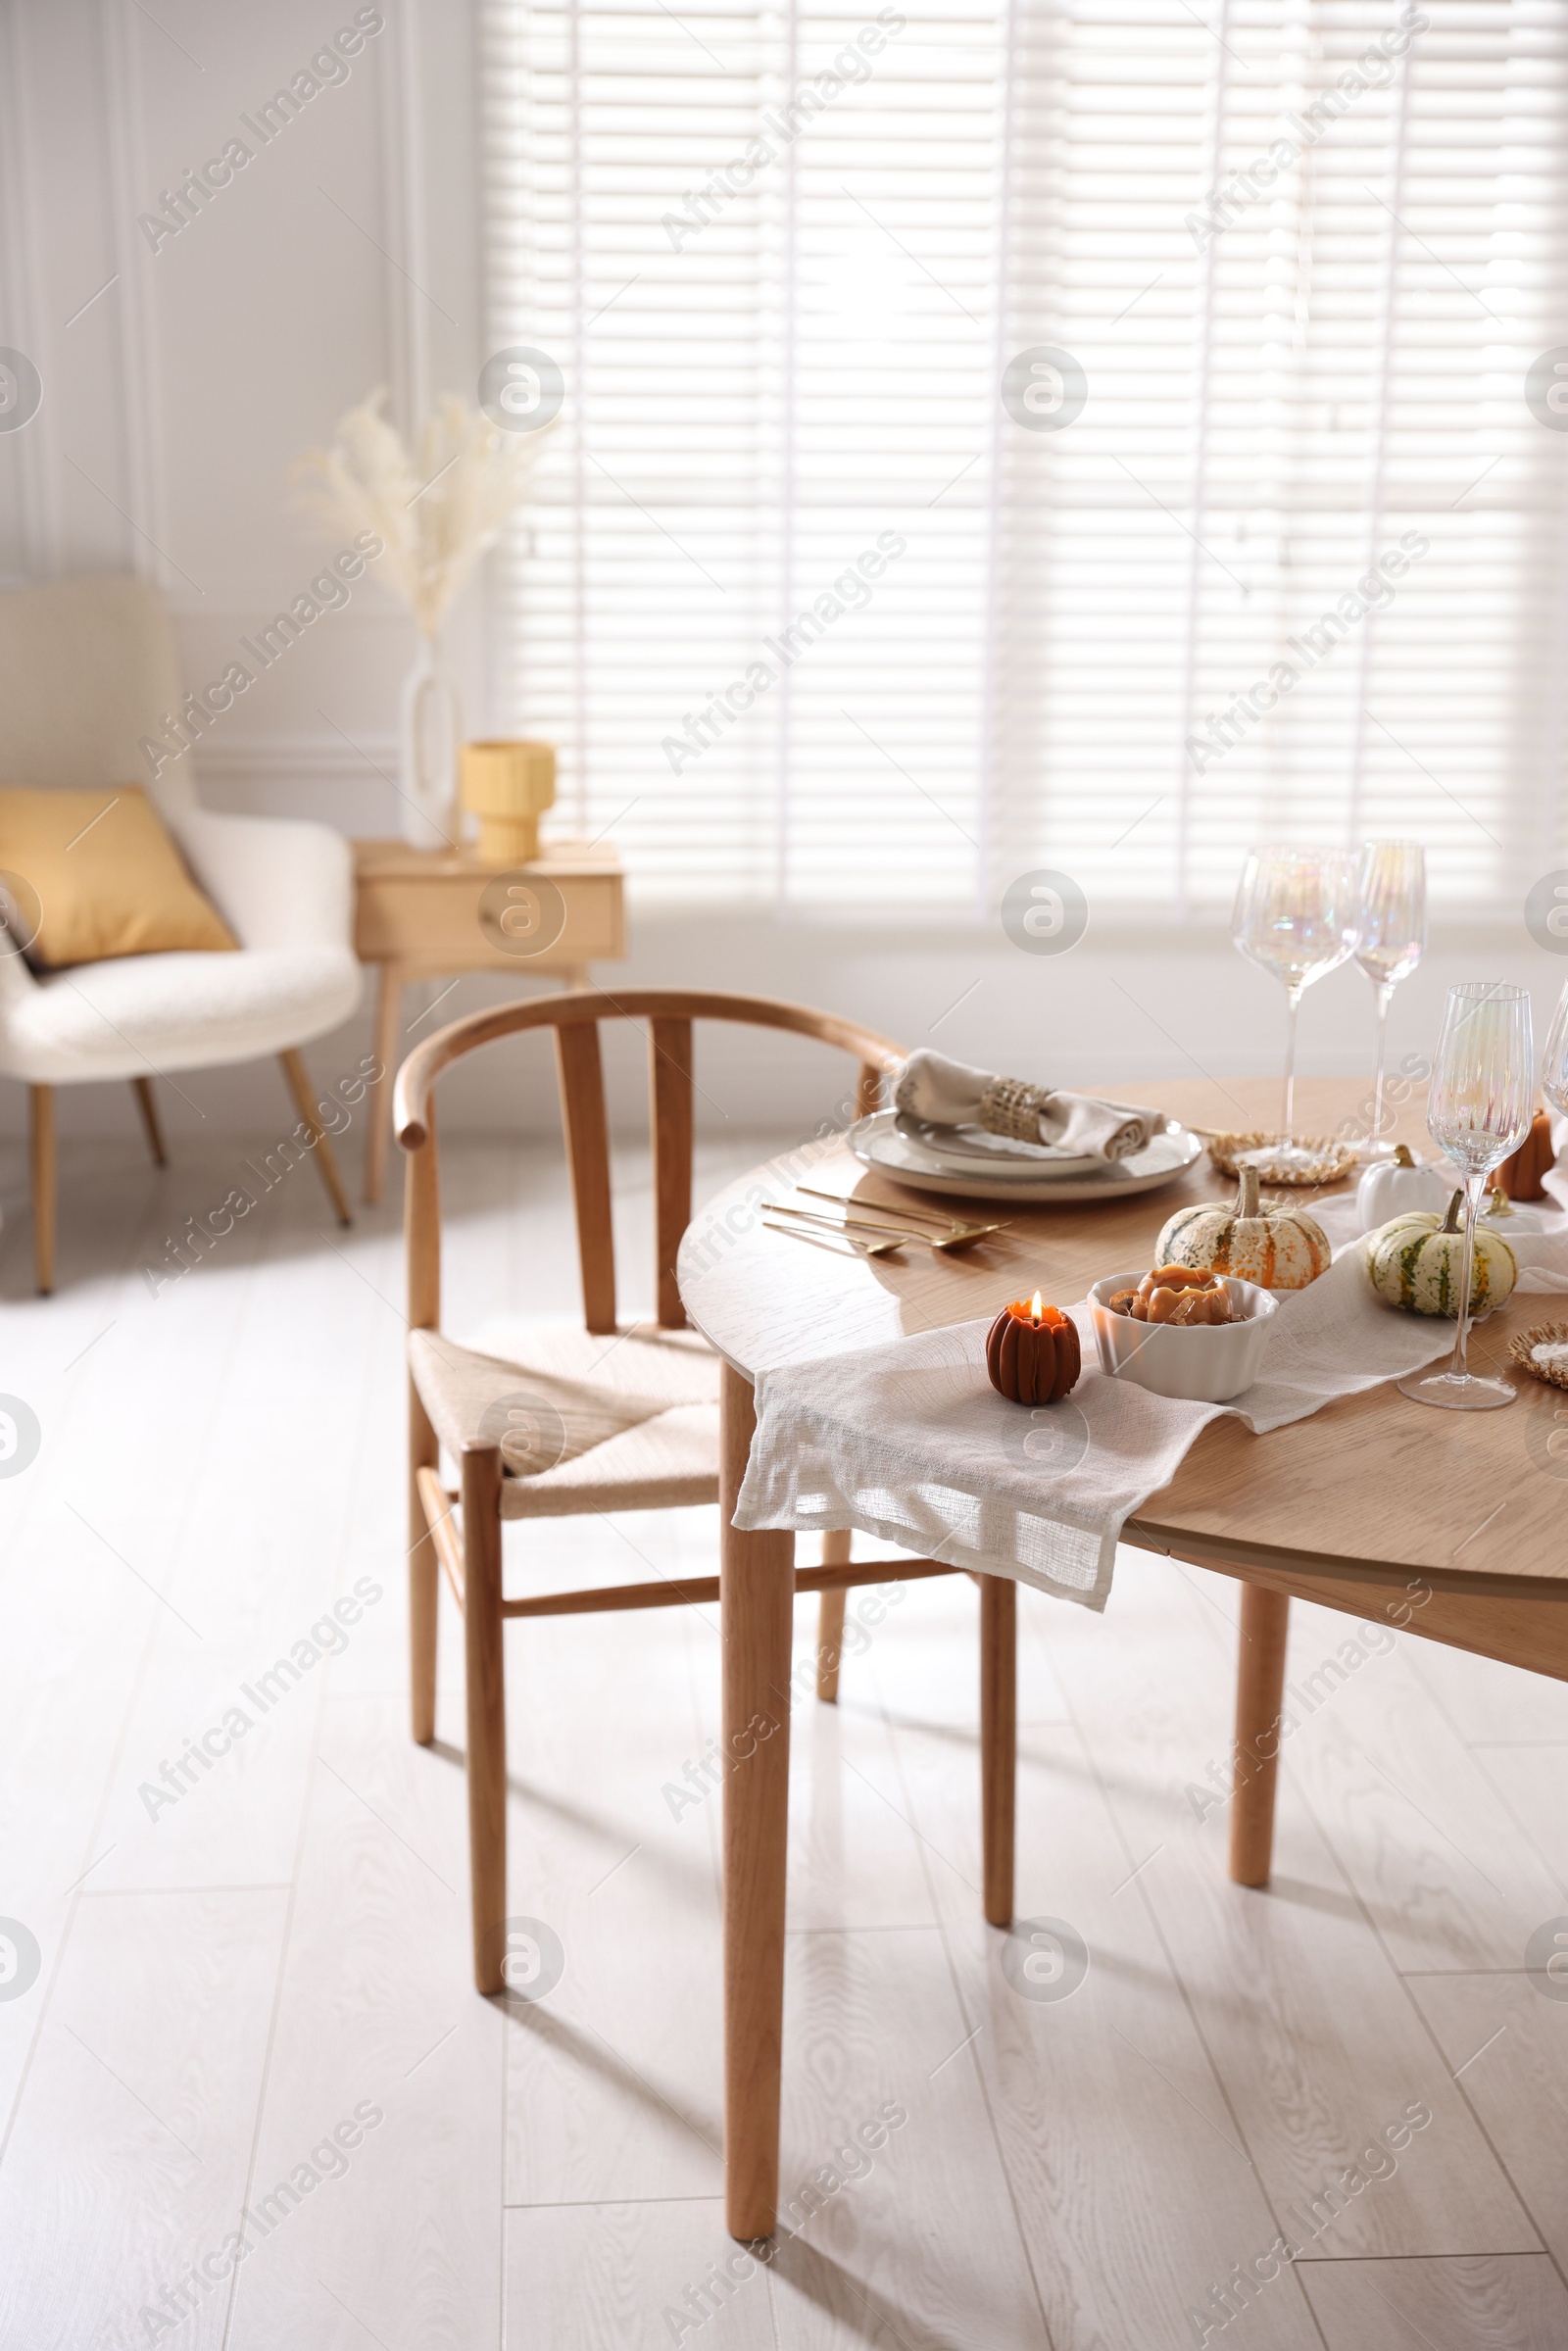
[986,1298,1081,1405]
[1497,1108,1553,1200]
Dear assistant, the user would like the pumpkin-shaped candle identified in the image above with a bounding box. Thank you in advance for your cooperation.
[986,1290,1082,1404]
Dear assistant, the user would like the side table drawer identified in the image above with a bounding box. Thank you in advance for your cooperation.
[355,872,624,967]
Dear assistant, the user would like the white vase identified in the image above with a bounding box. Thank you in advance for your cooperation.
[398,633,462,850]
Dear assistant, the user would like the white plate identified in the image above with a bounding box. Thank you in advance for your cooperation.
[848,1111,1204,1202]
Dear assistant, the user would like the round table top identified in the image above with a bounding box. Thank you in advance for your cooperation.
[676,1076,1568,1595]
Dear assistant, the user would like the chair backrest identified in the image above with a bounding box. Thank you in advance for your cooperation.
[394,989,906,1337]
[0,575,193,813]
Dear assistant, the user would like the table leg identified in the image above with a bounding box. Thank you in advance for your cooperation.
[1231,1583,1291,1886]
[365,964,404,1205]
[719,1360,794,2243]
[980,1574,1016,1926]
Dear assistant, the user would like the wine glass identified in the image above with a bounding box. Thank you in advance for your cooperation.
[1231,847,1359,1176]
[1544,978,1568,1122]
[1397,981,1534,1412]
[1354,841,1426,1161]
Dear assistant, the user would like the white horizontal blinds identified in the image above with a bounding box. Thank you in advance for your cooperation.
[1167,0,1568,906]
[774,2,1004,911]
[482,2,784,898]
[483,0,1568,913]
[988,3,1216,915]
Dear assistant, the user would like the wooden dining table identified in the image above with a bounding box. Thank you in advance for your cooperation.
[675,1075,1568,2243]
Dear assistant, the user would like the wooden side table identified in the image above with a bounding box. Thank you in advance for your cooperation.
[353,837,625,1202]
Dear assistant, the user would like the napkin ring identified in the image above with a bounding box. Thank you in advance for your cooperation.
[980,1077,1049,1143]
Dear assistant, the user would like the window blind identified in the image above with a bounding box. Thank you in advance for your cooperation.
[480,0,1568,917]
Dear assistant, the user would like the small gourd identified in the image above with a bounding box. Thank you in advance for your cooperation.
[1155,1165,1330,1293]
[1363,1190,1519,1317]
[986,1296,1081,1405]
[1355,1142,1450,1234]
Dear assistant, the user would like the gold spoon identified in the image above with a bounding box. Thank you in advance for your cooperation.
[761,1216,904,1259]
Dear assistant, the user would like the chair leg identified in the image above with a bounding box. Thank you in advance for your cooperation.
[1230,1584,1290,1887]
[28,1085,55,1296]
[461,1439,508,1994]
[278,1049,353,1227]
[409,1377,439,1745]
[815,1533,851,1701]
[980,1574,1015,1927]
[130,1076,168,1165]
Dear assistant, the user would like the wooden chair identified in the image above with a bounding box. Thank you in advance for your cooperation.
[393,989,1000,1992]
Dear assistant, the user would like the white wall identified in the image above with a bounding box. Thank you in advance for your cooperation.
[1,0,1563,1161]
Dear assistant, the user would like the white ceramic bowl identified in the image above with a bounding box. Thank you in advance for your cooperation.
[1088,1271,1277,1403]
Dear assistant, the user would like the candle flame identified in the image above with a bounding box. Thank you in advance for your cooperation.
[1029,1289,1043,1320]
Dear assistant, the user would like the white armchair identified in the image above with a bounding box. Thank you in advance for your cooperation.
[0,576,363,1290]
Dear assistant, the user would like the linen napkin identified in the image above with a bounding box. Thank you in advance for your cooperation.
[732,1246,1568,1610]
[895,1049,1165,1162]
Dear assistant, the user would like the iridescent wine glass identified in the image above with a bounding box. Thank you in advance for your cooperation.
[1354,840,1426,1162]
[1231,846,1359,1177]
[1396,981,1534,1411]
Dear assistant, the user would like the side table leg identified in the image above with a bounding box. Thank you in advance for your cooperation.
[365,964,403,1205]
[1231,1584,1290,1886]
[980,1574,1016,1925]
[719,1361,794,2242]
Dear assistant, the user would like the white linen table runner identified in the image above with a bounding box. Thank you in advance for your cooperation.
[734,1236,1568,1610]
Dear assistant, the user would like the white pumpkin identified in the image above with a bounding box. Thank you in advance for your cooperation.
[1363,1191,1519,1317]
[1155,1165,1331,1292]
[1355,1143,1450,1234]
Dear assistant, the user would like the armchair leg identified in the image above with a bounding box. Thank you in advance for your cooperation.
[461,1441,508,1995]
[130,1077,168,1166]
[815,1532,851,1701]
[28,1085,55,1296]
[278,1051,352,1227]
[409,1376,439,1745]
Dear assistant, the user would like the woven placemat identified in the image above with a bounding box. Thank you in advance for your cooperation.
[1508,1322,1568,1392]
[1204,1131,1357,1187]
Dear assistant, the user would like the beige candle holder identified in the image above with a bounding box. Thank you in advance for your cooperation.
[459,739,557,867]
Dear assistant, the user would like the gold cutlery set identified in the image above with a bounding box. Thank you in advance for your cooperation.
[761,1186,1009,1258]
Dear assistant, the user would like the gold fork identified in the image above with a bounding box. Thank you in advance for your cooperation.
[764,1200,1006,1254]
[795,1186,1013,1249]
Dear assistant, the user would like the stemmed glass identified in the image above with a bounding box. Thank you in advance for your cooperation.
[1544,979,1568,1123]
[1397,981,1535,1412]
[1354,841,1426,1161]
[1232,847,1359,1176]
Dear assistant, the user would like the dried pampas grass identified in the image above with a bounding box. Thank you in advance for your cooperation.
[292,388,558,637]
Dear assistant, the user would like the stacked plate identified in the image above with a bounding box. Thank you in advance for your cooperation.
[847,1109,1204,1204]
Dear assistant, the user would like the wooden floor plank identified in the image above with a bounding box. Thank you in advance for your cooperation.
[225,1692,504,2351]
[1034,1548,1540,2259]
[497,1595,726,2206]
[93,1208,384,1892]
[1299,2253,1568,2349]
[1270,1599,1566,1973]
[1471,1744,1568,1905]
[881,1633,1323,2349]
[504,2199,776,2350]
[1406,1974,1568,2276]
[0,1886,288,2351]
[768,1925,1044,2350]
[0,1158,271,2134]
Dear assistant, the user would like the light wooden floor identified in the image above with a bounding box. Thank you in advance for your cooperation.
[2,1128,1567,2351]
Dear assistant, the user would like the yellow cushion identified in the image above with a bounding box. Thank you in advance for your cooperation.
[0,786,237,967]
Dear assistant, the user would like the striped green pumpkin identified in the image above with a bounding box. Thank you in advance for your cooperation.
[1363,1192,1518,1317]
